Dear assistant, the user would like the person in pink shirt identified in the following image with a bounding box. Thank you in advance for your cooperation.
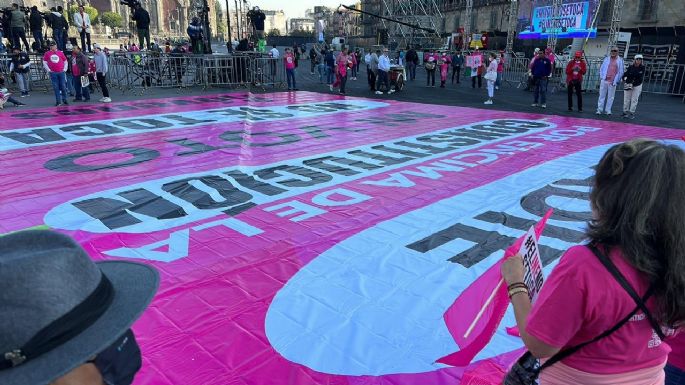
[331,47,350,95]
[666,334,685,385]
[438,52,450,88]
[42,41,69,106]
[502,139,685,385]
[284,47,297,90]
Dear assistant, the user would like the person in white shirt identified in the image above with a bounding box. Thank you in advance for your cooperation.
[375,48,394,95]
[597,46,625,115]
[73,6,92,52]
[269,44,279,76]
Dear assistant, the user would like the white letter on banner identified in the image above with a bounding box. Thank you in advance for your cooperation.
[311,188,371,207]
[104,229,190,262]
[264,201,327,222]
[362,173,415,187]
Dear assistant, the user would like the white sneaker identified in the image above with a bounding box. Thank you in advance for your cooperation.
[541,104,546,108]
[484,100,493,105]
[388,89,395,94]
[596,110,603,115]
[102,97,112,103]
[329,85,333,91]
[495,86,499,90]
[531,103,538,107]
[375,90,383,95]
[98,97,106,102]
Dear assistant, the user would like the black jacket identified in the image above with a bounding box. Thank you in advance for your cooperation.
[132,8,150,29]
[406,49,418,64]
[11,52,31,73]
[48,12,68,30]
[623,64,645,87]
[29,10,43,30]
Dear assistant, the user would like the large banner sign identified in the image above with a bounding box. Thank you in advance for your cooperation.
[517,0,599,39]
[1,92,682,385]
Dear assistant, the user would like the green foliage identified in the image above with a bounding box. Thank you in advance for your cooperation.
[69,5,99,25]
[289,29,314,38]
[100,12,123,29]
[268,28,281,37]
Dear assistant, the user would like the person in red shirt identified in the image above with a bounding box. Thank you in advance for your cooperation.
[42,41,69,106]
[565,51,587,112]
[502,139,685,385]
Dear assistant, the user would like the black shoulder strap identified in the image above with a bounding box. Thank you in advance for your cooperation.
[588,244,666,340]
[537,243,661,371]
[539,288,651,370]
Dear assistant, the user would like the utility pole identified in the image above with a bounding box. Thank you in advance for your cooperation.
[234,0,240,38]
[505,0,518,54]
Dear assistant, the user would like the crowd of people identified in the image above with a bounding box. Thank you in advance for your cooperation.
[273,42,648,119]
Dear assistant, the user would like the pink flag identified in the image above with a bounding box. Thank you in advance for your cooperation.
[436,209,553,367]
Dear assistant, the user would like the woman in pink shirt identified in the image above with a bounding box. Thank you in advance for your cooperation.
[502,139,685,385]
[438,52,450,87]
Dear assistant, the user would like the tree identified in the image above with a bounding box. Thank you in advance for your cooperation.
[68,5,99,25]
[268,28,281,37]
[214,0,226,37]
[290,28,314,38]
[100,12,123,29]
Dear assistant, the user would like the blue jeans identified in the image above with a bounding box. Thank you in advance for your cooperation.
[53,29,66,51]
[666,364,685,385]
[317,63,326,83]
[495,72,502,88]
[286,68,296,89]
[326,66,335,84]
[534,77,548,104]
[32,29,44,50]
[49,72,68,103]
[74,74,90,100]
[65,74,74,95]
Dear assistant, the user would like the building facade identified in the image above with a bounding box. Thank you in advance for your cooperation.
[263,9,286,36]
[288,18,315,34]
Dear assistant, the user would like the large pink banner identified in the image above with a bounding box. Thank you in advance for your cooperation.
[2,91,682,385]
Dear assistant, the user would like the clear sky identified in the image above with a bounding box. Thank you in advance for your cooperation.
[225,0,344,19]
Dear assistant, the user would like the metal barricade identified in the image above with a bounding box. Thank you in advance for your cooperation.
[642,63,685,96]
[502,57,530,89]
[251,57,286,89]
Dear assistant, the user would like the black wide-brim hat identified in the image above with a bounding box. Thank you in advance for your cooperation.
[0,231,159,385]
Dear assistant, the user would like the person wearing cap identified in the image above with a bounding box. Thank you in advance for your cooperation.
[93,44,111,103]
[565,51,587,112]
[9,46,31,97]
[597,46,624,115]
[42,41,69,106]
[0,230,159,385]
[525,47,541,91]
[621,54,645,119]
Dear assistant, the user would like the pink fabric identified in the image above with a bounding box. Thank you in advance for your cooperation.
[439,55,450,80]
[43,50,67,72]
[527,246,671,374]
[437,210,553,366]
[540,360,665,385]
[336,53,348,76]
[497,56,504,72]
[667,334,685,371]
[605,58,618,81]
[284,53,295,69]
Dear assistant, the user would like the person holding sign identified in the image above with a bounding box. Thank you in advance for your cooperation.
[502,139,685,385]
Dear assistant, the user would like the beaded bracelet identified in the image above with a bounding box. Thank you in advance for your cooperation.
[508,287,529,299]
[507,282,528,291]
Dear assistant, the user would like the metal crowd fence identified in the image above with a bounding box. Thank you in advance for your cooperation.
[0,52,286,94]
[500,55,685,97]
